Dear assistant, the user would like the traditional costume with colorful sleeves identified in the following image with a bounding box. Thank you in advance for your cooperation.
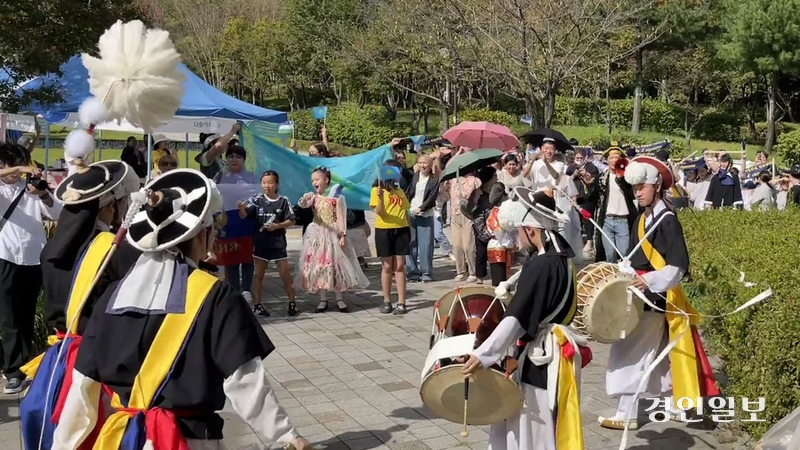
[51,169,300,450]
[20,150,140,450]
[471,187,590,450]
[599,156,719,430]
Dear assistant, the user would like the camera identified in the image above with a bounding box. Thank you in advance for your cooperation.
[27,175,49,192]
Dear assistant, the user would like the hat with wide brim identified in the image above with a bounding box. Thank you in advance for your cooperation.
[624,155,675,189]
[127,169,218,252]
[602,141,625,159]
[512,187,570,225]
[55,160,129,205]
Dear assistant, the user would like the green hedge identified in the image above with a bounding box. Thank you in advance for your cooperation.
[290,103,412,149]
[774,128,800,165]
[680,208,800,438]
[553,97,741,142]
[459,108,517,128]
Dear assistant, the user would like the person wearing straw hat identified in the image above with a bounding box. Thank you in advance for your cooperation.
[461,186,589,450]
[21,145,141,450]
[51,168,311,450]
[586,141,637,263]
[599,155,719,431]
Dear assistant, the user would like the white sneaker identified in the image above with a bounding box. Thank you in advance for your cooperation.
[465,276,478,283]
[242,291,253,303]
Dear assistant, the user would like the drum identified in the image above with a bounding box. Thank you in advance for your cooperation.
[572,262,642,343]
[420,285,523,426]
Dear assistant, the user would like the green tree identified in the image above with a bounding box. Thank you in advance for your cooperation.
[0,0,142,112]
[720,0,800,152]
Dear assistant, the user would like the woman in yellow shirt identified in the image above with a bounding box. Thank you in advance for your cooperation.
[370,160,411,315]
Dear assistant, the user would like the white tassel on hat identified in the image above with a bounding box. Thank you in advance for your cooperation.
[82,20,185,132]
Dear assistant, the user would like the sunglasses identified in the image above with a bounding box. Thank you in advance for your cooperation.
[159,161,178,168]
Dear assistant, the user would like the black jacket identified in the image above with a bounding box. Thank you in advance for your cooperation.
[404,172,439,213]
[587,170,638,262]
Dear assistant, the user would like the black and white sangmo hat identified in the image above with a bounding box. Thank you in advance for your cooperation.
[55,161,129,205]
[502,186,570,231]
[127,169,222,252]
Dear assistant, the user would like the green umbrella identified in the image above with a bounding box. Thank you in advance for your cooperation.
[439,148,504,182]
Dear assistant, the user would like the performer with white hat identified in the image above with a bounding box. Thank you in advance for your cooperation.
[21,126,142,449]
[51,168,311,450]
[461,186,589,450]
[599,155,719,430]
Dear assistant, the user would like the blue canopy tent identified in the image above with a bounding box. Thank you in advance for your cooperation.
[10,56,287,176]
[17,55,287,124]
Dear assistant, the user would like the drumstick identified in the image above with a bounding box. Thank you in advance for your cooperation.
[461,378,470,437]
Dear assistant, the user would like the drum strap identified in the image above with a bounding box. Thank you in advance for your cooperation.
[541,259,576,325]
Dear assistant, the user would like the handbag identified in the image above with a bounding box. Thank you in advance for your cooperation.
[0,187,27,235]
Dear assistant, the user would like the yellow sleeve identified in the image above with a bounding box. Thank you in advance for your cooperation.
[369,187,379,208]
[400,190,411,210]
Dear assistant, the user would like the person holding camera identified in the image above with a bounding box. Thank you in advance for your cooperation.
[0,143,62,393]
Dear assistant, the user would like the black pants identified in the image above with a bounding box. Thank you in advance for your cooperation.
[475,240,508,287]
[0,260,42,380]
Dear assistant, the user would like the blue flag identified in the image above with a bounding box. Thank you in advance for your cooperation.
[243,124,392,210]
[379,165,402,181]
[312,106,328,120]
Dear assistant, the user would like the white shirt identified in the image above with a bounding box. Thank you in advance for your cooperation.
[606,172,629,216]
[410,175,433,217]
[529,159,566,192]
[0,180,62,266]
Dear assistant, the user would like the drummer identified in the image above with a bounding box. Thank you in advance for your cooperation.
[599,156,719,430]
[461,186,588,450]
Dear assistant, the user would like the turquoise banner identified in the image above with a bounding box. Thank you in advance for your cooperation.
[243,124,393,210]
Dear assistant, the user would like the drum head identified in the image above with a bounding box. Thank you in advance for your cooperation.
[436,285,504,321]
[584,275,643,343]
[420,364,523,425]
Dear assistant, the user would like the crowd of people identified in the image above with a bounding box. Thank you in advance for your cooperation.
[2,120,797,449]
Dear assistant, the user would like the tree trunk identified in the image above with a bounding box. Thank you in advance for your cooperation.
[765,72,778,152]
[605,58,612,134]
[543,83,557,128]
[631,47,644,133]
[439,101,450,132]
[422,104,431,134]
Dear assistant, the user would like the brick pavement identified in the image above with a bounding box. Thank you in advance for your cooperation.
[0,223,731,450]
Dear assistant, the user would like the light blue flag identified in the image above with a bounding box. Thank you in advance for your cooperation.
[312,106,328,120]
[244,124,392,210]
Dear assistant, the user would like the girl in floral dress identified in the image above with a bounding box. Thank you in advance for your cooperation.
[296,167,369,313]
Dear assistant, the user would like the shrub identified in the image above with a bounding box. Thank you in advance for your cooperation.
[459,108,517,128]
[554,97,683,134]
[693,111,741,142]
[680,208,800,438]
[579,131,650,152]
[288,109,320,141]
[744,122,800,145]
[325,102,406,149]
[774,128,800,165]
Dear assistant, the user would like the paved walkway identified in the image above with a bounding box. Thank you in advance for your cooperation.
[0,226,730,450]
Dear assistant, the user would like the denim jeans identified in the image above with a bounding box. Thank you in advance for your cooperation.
[433,210,452,254]
[226,262,254,293]
[407,215,435,279]
[602,216,630,263]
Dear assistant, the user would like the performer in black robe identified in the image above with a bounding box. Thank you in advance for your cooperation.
[52,169,311,450]
[21,159,140,450]
[40,160,141,334]
[461,187,589,450]
[704,153,743,209]
[600,156,719,431]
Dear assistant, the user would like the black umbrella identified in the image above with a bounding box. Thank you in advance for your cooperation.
[520,128,573,152]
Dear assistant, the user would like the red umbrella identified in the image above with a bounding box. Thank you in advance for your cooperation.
[442,121,520,151]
